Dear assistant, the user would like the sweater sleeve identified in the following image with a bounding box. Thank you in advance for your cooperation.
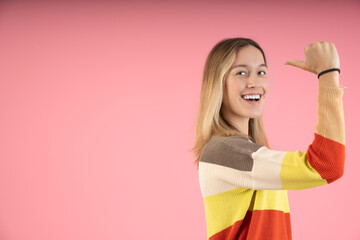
[198,87,345,195]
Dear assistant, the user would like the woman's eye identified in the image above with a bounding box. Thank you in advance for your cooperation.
[258,71,266,75]
[236,71,247,76]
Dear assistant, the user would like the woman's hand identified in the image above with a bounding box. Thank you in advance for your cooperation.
[284,41,340,75]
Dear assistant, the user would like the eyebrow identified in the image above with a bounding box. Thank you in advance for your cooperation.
[230,64,267,70]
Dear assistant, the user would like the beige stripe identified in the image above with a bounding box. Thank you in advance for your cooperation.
[315,87,345,145]
[251,146,284,190]
[199,162,253,197]
[199,146,285,197]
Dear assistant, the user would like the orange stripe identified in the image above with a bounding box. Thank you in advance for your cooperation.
[209,218,243,240]
[209,210,291,240]
[307,133,345,183]
[248,210,291,240]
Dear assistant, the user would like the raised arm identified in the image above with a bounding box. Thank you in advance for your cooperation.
[198,42,345,194]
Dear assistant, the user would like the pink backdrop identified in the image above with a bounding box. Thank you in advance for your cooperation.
[0,1,359,239]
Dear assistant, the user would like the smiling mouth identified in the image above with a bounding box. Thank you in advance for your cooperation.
[241,94,261,102]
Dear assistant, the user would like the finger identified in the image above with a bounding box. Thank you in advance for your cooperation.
[284,59,306,70]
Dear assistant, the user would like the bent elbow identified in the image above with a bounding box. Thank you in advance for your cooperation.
[327,166,345,184]
[307,142,346,184]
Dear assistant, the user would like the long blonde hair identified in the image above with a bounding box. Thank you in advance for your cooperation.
[192,38,269,164]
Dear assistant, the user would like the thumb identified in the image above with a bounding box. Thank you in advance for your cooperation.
[284,59,306,70]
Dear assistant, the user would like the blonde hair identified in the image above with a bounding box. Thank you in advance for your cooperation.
[192,38,269,164]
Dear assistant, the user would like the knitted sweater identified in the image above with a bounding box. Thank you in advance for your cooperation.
[198,87,345,240]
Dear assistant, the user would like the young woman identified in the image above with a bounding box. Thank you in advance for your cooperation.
[192,38,345,240]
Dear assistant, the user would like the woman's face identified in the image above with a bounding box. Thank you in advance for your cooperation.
[221,45,268,127]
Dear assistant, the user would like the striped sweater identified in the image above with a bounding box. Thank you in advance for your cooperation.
[198,87,345,240]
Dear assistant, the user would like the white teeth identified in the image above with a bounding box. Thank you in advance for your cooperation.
[243,94,260,100]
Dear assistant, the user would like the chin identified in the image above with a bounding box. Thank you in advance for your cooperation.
[250,116,262,119]
[248,112,262,119]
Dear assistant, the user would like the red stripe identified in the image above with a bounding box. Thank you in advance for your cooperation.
[209,218,243,240]
[210,210,291,240]
[307,133,345,183]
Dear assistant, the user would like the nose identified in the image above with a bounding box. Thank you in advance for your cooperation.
[246,73,260,88]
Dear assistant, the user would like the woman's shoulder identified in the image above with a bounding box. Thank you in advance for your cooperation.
[199,135,264,164]
[206,135,263,149]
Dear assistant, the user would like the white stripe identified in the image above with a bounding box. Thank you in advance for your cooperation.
[198,162,253,197]
[198,147,285,197]
[251,146,284,190]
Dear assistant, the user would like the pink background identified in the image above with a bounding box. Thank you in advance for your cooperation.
[0,1,359,239]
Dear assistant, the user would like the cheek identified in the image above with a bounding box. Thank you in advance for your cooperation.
[231,81,246,94]
[261,80,268,93]
[226,78,247,100]
[225,79,239,97]
[229,86,243,101]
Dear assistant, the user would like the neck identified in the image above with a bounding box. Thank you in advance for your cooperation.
[228,117,249,136]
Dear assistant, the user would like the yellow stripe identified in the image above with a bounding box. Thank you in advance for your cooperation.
[204,187,254,238]
[249,190,290,213]
[280,151,327,189]
[204,188,290,237]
